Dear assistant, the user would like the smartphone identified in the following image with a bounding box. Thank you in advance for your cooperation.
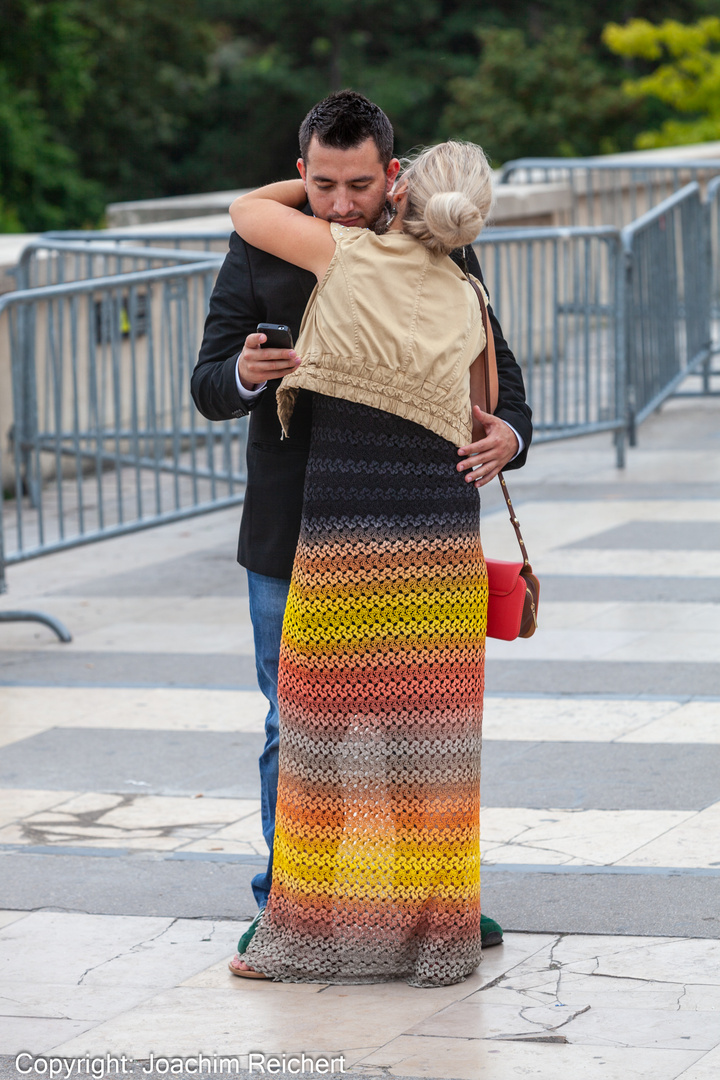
[257,323,293,350]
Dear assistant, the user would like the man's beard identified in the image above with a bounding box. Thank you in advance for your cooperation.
[308,193,389,231]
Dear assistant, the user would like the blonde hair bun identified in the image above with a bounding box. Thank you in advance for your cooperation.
[423,191,485,252]
[400,140,493,256]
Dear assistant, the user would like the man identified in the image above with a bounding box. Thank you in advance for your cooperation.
[191,90,532,950]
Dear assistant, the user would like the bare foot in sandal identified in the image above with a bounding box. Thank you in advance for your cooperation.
[228,953,267,979]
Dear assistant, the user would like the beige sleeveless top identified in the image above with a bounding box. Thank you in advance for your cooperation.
[277,222,486,445]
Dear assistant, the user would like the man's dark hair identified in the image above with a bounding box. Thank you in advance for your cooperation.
[299,90,394,167]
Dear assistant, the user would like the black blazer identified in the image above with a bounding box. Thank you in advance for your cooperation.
[191,231,533,578]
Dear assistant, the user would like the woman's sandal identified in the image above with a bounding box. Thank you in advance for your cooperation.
[228,953,268,979]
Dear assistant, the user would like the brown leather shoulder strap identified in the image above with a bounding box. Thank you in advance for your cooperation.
[466,276,495,415]
[467,275,532,571]
[498,471,532,570]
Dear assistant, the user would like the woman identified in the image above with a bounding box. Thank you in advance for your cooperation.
[228,141,496,988]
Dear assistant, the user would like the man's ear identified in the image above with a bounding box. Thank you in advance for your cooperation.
[297,158,307,186]
[386,158,401,192]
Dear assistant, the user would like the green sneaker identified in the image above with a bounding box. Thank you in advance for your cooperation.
[481,913,503,947]
[239,908,501,952]
[237,907,265,955]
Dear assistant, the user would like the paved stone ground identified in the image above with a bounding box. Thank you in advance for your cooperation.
[0,392,719,1079]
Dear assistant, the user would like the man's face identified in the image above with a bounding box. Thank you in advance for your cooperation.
[297,136,400,229]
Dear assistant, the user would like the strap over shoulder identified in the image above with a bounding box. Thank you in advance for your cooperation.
[467,275,536,582]
[467,275,498,416]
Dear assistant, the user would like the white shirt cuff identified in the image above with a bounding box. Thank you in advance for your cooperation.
[498,419,524,460]
[235,356,267,401]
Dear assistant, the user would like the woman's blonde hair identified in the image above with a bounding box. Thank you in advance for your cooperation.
[399,141,493,255]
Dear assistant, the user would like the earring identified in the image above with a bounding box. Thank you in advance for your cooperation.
[373,200,397,235]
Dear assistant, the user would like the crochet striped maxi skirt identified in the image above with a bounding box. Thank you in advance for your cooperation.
[243,394,487,987]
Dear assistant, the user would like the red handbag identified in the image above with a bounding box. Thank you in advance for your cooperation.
[485,475,540,640]
[468,277,540,641]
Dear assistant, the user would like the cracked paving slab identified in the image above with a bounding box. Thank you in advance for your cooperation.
[0,911,252,1048]
[1,927,716,1065]
[411,934,720,1052]
[480,806,705,867]
[0,791,265,855]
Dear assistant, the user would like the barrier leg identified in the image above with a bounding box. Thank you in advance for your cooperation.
[614,427,626,469]
[702,355,711,395]
[627,408,637,448]
[0,610,72,643]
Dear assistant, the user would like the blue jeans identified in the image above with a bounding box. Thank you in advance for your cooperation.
[247,570,290,909]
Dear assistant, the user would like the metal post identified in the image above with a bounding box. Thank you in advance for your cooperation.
[614,235,627,469]
[703,192,713,395]
[0,445,72,642]
[623,245,637,448]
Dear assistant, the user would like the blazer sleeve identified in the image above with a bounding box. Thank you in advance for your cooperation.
[191,232,265,422]
[464,245,533,471]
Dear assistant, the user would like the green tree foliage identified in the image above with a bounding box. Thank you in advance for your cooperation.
[489,1,720,42]
[440,26,637,163]
[0,70,103,232]
[0,1,103,232]
[2,0,720,231]
[603,16,720,148]
[173,0,484,191]
[66,0,214,201]
[0,0,212,230]
[186,1,708,185]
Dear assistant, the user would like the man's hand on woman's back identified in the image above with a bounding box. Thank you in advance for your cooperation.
[456,407,520,488]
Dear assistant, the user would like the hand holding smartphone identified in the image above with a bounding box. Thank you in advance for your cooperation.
[236,322,299,392]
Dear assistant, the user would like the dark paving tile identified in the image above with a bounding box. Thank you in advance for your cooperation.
[1,729,717,811]
[3,651,717,697]
[1,848,717,940]
[485,660,720,697]
[483,867,720,938]
[0,729,265,798]
[0,850,259,919]
[52,545,247,598]
[502,481,720,503]
[0,650,259,689]
[482,740,720,810]
[540,575,720,603]
[565,521,719,550]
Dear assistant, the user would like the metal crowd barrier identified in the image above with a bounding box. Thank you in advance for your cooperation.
[44,230,231,248]
[2,169,719,624]
[0,252,249,592]
[500,157,720,228]
[621,183,712,438]
[705,175,720,390]
[475,225,626,465]
[12,233,232,290]
[0,440,72,640]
